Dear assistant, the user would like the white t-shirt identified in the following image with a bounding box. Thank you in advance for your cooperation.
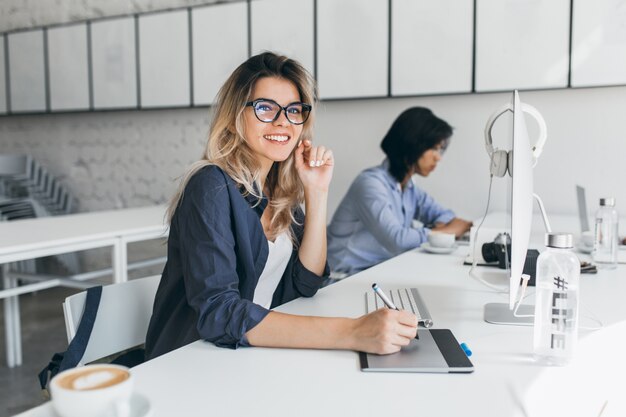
[252,232,293,309]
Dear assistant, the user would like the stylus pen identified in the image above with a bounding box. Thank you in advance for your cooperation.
[371,283,419,339]
[372,283,398,310]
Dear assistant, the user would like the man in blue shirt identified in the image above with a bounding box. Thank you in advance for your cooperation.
[327,107,472,275]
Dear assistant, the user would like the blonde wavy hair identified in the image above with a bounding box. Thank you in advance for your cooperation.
[167,52,318,242]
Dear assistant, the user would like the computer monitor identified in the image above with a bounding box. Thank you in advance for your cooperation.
[483,90,547,325]
[508,90,534,309]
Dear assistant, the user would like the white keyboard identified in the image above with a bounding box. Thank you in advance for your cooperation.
[365,287,433,328]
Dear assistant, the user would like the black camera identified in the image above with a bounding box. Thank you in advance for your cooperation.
[481,233,511,269]
[481,232,539,285]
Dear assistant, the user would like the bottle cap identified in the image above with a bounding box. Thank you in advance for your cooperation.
[600,197,615,207]
[545,233,573,249]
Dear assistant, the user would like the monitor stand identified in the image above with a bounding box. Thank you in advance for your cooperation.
[484,303,534,326]
[483,193,550,326]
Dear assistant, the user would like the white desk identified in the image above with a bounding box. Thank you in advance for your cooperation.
[18,216,626,417]
[1,206,168,367]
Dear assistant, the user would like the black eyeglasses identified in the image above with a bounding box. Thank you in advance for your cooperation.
[245,98,312,125]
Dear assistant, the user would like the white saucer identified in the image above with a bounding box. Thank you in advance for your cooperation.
[422,242,458,254]
[576,244,593,254]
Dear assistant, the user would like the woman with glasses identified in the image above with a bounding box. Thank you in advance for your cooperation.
[327,107,473,276]
[145,52,417,360]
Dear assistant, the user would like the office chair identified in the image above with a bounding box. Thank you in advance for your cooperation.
[62,275,161,366]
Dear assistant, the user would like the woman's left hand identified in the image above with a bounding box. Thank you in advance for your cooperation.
[294,139,334,192]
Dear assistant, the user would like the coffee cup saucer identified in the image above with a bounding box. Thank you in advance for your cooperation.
[422,242,458,254]
[576,243,593,254]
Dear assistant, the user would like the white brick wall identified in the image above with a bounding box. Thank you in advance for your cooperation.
[0,109,209,211]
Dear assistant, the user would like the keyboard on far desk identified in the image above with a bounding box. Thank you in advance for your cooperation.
[365,287,433,328]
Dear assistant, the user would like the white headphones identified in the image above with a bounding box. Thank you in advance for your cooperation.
[484,100,547,177]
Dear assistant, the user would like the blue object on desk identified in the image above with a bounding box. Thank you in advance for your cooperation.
[460,342,472,357]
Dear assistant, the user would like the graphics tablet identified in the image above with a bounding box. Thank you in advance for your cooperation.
[359,329,474,373]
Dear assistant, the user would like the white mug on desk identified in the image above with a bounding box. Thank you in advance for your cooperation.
[428,232,455,248]
[50,364,133,417]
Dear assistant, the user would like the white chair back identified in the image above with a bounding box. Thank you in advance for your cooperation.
[0,154,28,176]
[62,274,160,365]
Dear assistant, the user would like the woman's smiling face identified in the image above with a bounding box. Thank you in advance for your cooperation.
[243,76,304,171]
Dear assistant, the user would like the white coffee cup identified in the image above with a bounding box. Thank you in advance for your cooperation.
[50,364,133,417]
[428,232,455,248]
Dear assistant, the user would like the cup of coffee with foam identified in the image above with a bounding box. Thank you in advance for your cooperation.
[50,364,133,417]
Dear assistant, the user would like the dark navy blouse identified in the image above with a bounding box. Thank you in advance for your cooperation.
[145,165,328,360]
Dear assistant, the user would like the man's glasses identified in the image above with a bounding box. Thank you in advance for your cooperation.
[245,98,312,125]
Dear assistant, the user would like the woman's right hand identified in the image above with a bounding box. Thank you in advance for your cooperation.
[349,308,418,355]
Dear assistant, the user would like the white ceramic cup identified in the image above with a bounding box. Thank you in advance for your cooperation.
[428,232,455,248]
[50,364,133,417]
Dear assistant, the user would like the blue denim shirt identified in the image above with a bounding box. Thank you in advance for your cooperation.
[145,165,328,360]
[327,160,455,275]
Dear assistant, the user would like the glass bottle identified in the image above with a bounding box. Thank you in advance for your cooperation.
[533,233,580,366]
[592,197,619,269]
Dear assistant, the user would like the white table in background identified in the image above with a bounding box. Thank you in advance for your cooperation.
[18,214,626,417]
[1,205,168,368]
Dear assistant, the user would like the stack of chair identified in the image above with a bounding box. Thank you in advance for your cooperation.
[0,154,79,273]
